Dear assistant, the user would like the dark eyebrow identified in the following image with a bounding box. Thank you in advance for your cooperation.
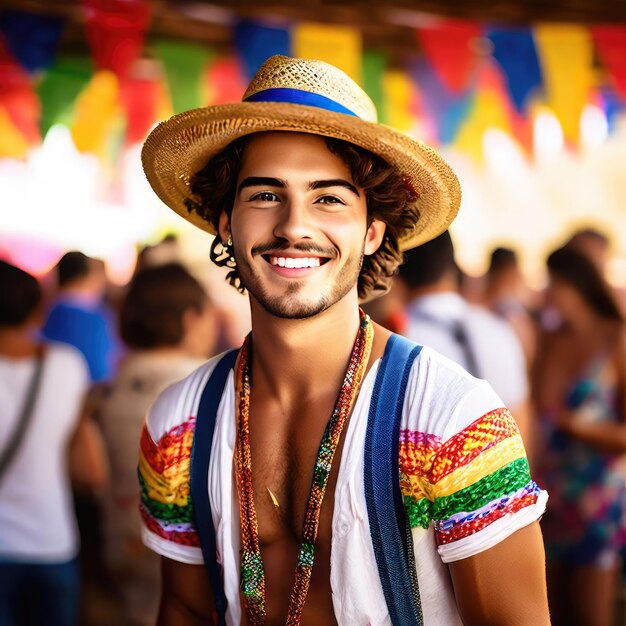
[309,179,360,197]
[237,177,286,193]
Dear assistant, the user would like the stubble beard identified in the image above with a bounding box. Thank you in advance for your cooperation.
[234,243,365,320]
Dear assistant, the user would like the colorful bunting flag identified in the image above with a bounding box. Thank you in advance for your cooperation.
[534,24,594,143]
[204,56,247,105]
[82,0,152,79]
[0,9,65,74]
[409,57,472,144]
[383,69,414,132]
[37,57,93,135]
[120,75,160,145]
[362,50,387,123]
[0,105,29,158]
[591,26,626,99]
[70,69,121,156]
[0,37,40,146]
[153,40,212,113]
[293,22,362,84]
[234,19,291,80]
[415,19,481,94]
[487,27,543,112]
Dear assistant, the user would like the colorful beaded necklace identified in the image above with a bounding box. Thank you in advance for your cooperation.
[234,311,374,625]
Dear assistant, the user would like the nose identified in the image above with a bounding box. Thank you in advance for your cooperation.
[272,199,315,243]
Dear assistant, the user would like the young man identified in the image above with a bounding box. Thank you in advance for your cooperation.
[138,56,550,625]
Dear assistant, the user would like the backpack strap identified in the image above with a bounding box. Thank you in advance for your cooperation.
[190,349,239,626]
[364,333,424,626]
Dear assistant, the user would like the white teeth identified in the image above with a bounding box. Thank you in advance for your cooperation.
[269,256,322,268]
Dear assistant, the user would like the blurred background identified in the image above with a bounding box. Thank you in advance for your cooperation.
[0,1,625,625]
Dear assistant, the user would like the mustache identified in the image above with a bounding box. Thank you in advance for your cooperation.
[251,241,337,258]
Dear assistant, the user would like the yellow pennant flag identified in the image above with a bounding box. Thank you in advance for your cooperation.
[71,70,121,156]
[293,22,362,85]
[0,106,29,159]
[383,70,414,132]
[534,24,593,143]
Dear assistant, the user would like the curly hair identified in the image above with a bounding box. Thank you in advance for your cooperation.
[184,133,419,301]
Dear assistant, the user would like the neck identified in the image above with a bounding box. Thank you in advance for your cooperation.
[247,293,362,403]
[409,276,458,301]
[0,327,38,358]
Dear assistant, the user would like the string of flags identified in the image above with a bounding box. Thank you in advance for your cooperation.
[1,0,625,162]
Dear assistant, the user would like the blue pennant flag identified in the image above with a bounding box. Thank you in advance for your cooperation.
[0,10,65,74]
[486,27,543,112]
[234,19,291,81]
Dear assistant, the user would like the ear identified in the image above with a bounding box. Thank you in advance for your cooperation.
[364,219,386,256]
[217,211,231,244]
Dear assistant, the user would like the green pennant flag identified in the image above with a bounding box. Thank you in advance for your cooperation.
[362,50,388,124]
[153,40,213,113]
[37,57,93,136]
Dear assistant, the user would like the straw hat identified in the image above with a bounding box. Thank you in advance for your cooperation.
[142,55,461,250]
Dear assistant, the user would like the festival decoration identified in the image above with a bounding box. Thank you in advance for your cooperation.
[234,18,291,80]
[37,57,93,135]
[487,27,543,112]
[591,26,626,99]
[293,22,362,84]
[533,24,594,143]
[362,50,388,123]
[153,40,212,113]
[0,9,65,74]
[415,19,481,94]
[82,0,152,79]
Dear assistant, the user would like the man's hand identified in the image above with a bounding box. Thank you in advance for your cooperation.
[448,522,551,625]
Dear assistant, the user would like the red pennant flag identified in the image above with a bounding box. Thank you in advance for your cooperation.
[205,57,247,105]
[120,74,160,145]
[416,19,481,94]
[591,26,626,98]
[0,37,40,145]
[82,0,152,80]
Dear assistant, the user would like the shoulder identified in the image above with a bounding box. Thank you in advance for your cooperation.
[402,344,504,439]
[144,350,235,445]
[44,341,90,380]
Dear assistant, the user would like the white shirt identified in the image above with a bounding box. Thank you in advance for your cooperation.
[0,342,89,562]
[405,292,529,409]
[139,343,546,625]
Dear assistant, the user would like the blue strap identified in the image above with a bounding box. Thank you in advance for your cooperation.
[190,349,238,626]
[364,334,423,626]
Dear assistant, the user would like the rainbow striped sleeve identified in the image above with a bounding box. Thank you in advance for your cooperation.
[138,418,200,547]
[400,408,542,545]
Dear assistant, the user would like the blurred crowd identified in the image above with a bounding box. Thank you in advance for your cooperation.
[0,227,624,625]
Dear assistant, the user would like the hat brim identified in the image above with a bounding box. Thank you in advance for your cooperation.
[141,102,461,250]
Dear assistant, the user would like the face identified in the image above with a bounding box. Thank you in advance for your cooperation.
[546,275,586,317]
[219,132,385,319]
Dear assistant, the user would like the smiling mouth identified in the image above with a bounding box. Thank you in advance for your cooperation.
[263,254,329,269]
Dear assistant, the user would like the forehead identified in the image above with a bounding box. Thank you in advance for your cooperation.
[238,132,354,181]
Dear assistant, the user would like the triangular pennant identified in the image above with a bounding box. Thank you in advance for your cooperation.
[234,18,291,80]
[416,19,481,94]
[0,9,65,74]
[487,26,543,112]
[591,25,626,99]
[293,22,362,84]
[82,0,152,80]
[534,24,593,143]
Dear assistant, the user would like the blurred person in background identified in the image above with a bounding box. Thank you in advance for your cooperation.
[92,263,217,626]
[0,260,108,626]
[483,246,538,368]
[42,251,121,383]
[41,250,122,621]
[398,231,533,451]
[533,246,626,626]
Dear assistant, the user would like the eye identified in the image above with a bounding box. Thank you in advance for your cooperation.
[250,191,280,202]
[316,195,345,206]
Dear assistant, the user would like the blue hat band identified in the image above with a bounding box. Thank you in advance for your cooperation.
[243,88,359,118]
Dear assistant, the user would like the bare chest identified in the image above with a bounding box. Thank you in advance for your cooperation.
[241,398,343,625]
